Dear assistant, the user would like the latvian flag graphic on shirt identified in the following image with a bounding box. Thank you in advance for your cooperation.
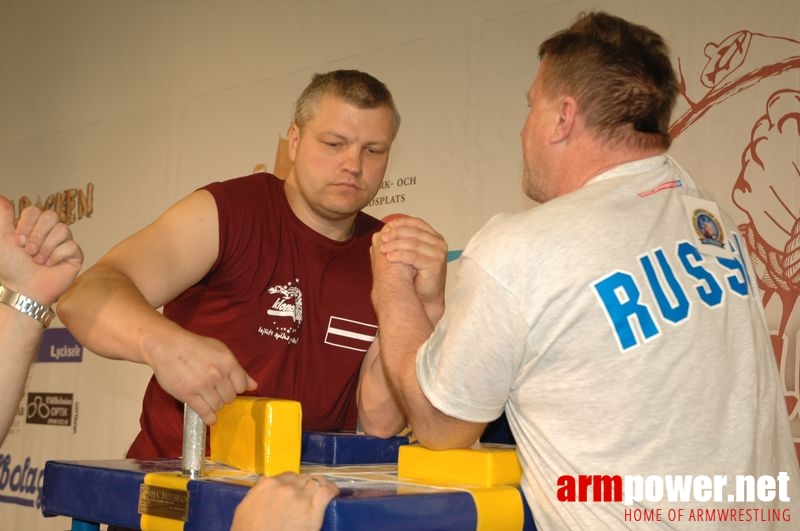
[325,316,378,352]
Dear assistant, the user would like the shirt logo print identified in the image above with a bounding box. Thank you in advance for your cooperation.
[258,281,302,344]
[267,282,303,323]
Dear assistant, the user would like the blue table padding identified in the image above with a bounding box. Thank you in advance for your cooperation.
[301,431,409,465]
[324,488,478,531]
[184,477,482,531]
[42,431,537,530]
[43,459,538,530]
[185,477,247,531]
[522,492,536,530]
[42,458,183,528]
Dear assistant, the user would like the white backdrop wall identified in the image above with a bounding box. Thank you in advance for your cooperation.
[0,1,798,529]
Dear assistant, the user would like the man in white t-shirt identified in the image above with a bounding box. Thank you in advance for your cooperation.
[371,11,800,530]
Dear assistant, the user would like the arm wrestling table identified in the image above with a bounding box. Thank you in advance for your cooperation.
[42,398,536,531]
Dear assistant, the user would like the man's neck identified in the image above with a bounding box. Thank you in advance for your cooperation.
[560,136,665,196]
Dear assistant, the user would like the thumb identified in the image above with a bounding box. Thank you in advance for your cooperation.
[0,196,14,237]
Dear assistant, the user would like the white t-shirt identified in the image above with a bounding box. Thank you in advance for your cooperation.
[417,156,800,529]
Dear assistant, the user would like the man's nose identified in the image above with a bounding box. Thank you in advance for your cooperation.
[341,147,363,176]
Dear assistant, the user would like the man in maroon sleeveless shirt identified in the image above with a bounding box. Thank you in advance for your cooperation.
[57,70,447,459]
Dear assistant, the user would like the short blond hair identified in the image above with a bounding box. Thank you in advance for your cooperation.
[294,70,401,138]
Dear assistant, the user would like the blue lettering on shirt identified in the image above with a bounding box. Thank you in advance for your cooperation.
[677,242,723,306]
[640,248,690,324]
[593,238,751,352]
[593,271,660,351]
[717,233,749,297]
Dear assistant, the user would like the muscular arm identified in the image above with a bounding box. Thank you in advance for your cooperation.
[58,190,219,360]
[370,229,485,449]
[0,197,83,444]
[356,340,406,437]
[0,303,45,443]
[57,190,256,424]
[357,216,449,438]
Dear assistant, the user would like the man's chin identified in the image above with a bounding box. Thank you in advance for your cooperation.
[332,191,375,211]
[323,199,370,218]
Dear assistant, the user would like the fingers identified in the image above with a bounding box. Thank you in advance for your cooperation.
[371,232,416,280]
[193,381,240,424]
[229,367,258,395]
[281,472,339,506]
[307,475,339,510]
[44,238,84,268]
[214,382,238,405]
[302,476,323,490]
[16,207,68,263]
[187,395,217,426]
[378,216,447,268]
[370,233,388,266]
[153,335,258,427]
[232,472,338,530]
[270,471,334,488]
[209,366,258,413]
[182,378,232,426]
[196,367,258,425]
[258,472,339,501]
[380,215,443,247]
[16,206,52,249]
[192,385,232,425]
[1,202,80,266]
[35,221,73,265]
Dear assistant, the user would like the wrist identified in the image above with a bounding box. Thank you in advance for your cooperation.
[422,299,446,324]
[0,282,55,328]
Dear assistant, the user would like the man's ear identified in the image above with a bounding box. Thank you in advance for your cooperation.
[551,96,578,142]
[287,123,300,162]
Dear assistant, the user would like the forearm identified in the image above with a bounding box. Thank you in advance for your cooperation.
[357,343,406,438]
[56,263,257,425]
[0,306,44,443]
[374,275,479,449]
[56,265,180,366]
